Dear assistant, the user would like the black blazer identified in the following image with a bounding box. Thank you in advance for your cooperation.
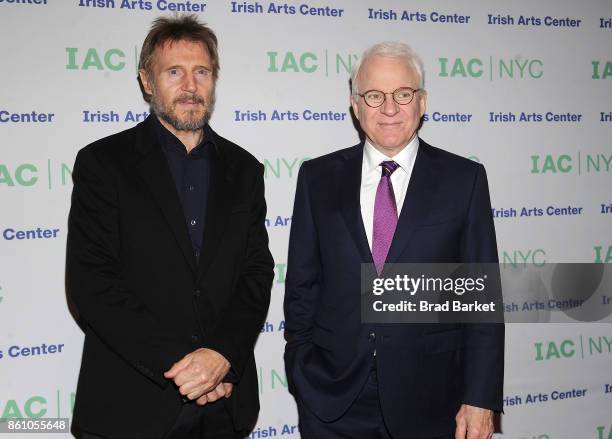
[66,116,274,439]
[284,140,504,439]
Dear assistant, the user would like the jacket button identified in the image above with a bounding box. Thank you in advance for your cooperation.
[191,335,199,343]
[194,289,201,298]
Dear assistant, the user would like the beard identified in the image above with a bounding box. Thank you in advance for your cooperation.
[149,87,215,131]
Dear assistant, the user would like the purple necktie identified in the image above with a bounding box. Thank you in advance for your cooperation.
[373,160,399,274]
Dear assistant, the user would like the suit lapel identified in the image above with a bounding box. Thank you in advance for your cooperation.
[133,117,197,273]
[196,133,234,282]
[385,140,438,264]
[338,144,373,264]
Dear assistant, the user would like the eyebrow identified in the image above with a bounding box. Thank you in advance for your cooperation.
[165,65,212,71]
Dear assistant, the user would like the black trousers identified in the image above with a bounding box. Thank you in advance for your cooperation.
[78,399,243,439]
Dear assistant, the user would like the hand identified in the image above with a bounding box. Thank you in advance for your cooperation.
[455,404,494,439]
[195,382,234,406]
[164,348,231,401]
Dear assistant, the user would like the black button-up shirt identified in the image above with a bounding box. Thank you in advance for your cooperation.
[152,115,215,260]
[152,116,239,382]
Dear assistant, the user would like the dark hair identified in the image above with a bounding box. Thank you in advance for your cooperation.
[138,15,219,102]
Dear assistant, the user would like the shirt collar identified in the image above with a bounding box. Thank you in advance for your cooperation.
[151,112,216,156]
[363,135,419,174]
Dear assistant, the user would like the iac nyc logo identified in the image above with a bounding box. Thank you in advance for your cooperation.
[594,245,612,264]
[65,46,139,72]
[534,334,612,361]
[438,55,543,80]
[597,425,612,439]
[257,365,287,394]
[530,152,612,175]
[0,161,72,190]
[262,157,309,179]
[1,389,75,420]
[267,50,357,77]
[501,249,547,266]
[592,60,612,79]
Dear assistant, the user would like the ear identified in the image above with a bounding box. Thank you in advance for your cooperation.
[418,89,428,118]
[350,95,360,121]
[138,69,153,96]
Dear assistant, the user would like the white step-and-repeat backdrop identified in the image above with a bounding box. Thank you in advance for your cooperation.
[1,1,611,438]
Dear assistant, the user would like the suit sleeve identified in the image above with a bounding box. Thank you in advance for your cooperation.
[460,164,505,412]
[66,148,191,388]
[283,162,322,375]
[202,163,274,380]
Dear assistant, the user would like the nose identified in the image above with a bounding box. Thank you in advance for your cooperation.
[380,93,399,116]
[182,72,197,93]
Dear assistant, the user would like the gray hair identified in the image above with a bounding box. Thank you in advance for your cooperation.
[350,42,425,95]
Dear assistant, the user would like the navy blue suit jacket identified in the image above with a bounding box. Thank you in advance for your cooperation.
[284,139,504,438]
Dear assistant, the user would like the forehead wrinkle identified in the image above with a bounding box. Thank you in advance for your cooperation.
[151,40,211,71]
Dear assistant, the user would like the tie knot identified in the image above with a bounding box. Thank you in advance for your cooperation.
[381,160,399,177]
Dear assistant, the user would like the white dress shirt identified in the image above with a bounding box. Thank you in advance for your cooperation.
[360,136,419,251]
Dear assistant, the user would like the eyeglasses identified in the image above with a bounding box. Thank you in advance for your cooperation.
[356,87,421,108]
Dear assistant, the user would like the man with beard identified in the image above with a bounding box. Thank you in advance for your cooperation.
[66,15,274,439]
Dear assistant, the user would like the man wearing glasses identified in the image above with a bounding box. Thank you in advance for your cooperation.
[284,42,504,439]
